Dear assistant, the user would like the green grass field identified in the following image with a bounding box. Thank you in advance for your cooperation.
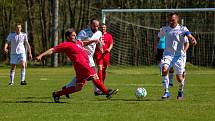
[0,66,215,121]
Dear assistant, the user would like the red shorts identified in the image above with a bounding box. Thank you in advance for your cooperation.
[95,52,110,68]
[74,62,96,83]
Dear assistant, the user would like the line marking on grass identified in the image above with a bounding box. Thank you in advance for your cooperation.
[40,78,48,80]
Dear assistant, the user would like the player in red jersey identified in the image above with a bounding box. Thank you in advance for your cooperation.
[36,28,118,103]
[95,23,113,84]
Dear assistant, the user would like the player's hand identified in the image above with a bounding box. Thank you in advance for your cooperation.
[4,48,8,54]
[190,39,197,45]
[35,56,42,61]
[29,53,33,60]
[105,49,110,53]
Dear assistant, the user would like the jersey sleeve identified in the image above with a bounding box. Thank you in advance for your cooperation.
[77,30,89,41]
[24,33,28,42]
[6,33,12,43]
[53,42,67,53]
[182,26,191,36]
[184,36,189,43]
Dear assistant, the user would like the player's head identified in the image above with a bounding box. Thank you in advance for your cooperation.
[15,23,22,34]
[90,18,99,33]
[101,23,107,33]
[168,12,179,28]
[65,28,76,42]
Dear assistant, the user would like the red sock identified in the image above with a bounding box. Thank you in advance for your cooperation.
[56,85,82,96]
[92,79,109,95]
[98,70,103,83]
[102,69,106,82]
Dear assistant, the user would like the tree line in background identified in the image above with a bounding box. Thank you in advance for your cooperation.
[0,0,214,66]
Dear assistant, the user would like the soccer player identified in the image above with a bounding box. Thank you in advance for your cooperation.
[4,23,32,85]
[95,23,113,84]
[159,12,197,100]
[36,28,118,103]
[154,34,174,86]
[62,18,107,96]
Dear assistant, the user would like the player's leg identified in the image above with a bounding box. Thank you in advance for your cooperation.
[19,53,27,85]
[160,55,172,99]
[175,56,186,100]
[97,64,103,83]
[91,74,118,99]
[169,67,174,87]
[9,54,18,85]
[102,54,110,82]
[53,80,87,102]
[61,76,77,98]
[9,64,16,85]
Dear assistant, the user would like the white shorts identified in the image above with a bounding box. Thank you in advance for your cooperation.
[10,53,26,64]
[161,54,186,75]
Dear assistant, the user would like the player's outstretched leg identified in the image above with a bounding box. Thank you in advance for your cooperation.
[52,82,85,103]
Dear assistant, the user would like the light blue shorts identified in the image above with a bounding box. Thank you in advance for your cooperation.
[10,53,26,64]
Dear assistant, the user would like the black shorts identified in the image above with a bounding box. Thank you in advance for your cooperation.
[156,49,164,61]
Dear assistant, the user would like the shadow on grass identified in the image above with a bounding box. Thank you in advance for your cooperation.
[95,98,165,102]
[1,100,67,104]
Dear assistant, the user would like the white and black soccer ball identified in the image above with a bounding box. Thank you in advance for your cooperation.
[135,87,147,99]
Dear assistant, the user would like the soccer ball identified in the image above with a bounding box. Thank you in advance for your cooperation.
[135,87,147,99]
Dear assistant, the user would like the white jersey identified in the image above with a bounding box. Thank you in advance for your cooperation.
[77,27,102,67]
[158,24,189,56]
[6,32,28,54]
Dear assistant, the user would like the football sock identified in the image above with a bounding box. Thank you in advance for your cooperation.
[102,69,106,82]
[169,72,174,84]
[98,69,103,83]
[178,79,185,92]
[10,70,15,84]
[162,75,169,92]
[92,79,109,95]
[21,68,26,81]
[56,86,78,96]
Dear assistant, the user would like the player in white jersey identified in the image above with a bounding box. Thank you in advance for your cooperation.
[158,12,197,100]
[4,23,32,85]
[61,19,110,98]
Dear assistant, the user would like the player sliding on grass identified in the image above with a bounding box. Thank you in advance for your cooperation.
[159,12,197,100]
[36,28,118,103]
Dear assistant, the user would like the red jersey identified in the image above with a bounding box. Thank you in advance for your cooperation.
[53,40,96,81]
[100,32,113,51]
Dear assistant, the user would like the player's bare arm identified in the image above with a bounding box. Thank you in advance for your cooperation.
[26,41,32,60]
[4,42,9,54]
[36,48,54,61]
[183,42,189,53]
[106,43,113,53]
[187,34,197,45]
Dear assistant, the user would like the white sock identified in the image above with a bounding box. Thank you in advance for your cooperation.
[162,75,169,92]
[169,72,174,84]
[10,70,15,83]
[178,79,185,92]
[21,68,26,82]
[66,77,76,88]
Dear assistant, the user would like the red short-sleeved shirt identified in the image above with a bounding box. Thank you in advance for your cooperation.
[95,32,113,63]
[54,40,96,81]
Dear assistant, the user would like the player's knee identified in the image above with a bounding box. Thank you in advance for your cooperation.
[176,74,183,82]
[162,66,168,75]
[75,83,84,91]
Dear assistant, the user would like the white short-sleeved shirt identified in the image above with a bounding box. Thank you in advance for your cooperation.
[6,32,28,54]
[158,24,189,56]
[77,27,102,67]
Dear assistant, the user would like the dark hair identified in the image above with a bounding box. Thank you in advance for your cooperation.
[169,12,178,17]
[90,18,99,24]
[16,23,22,27]
[65,28,76,38]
